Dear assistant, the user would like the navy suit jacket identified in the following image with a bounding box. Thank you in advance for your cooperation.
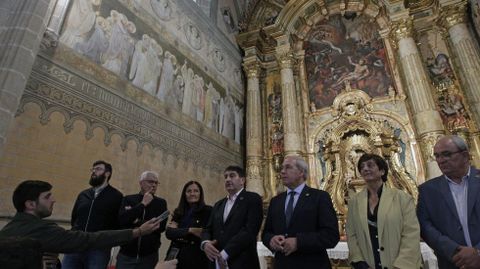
[417,167,480,269]
[262,185,339,269]
[201,189,263,269]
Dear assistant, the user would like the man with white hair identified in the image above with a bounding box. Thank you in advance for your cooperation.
[262,156,339,269]
[117,171,168,269]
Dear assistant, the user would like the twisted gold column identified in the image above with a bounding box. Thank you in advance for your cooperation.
[276,48,302,156]
[440,2,480,125]
[243,58,264,196]
[392,19,445,179]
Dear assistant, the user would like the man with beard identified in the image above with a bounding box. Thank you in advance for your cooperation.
[201,166,263,269]
[0,180,163,269]
[116,171,168,269]
[62,160,124,269]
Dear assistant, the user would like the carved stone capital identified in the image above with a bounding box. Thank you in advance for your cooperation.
[243,61,260,79]
[277,51,295,69]
[419,132,444,162]
[391,18,414,42]
[440,3,467,29]
[40,30,59,50]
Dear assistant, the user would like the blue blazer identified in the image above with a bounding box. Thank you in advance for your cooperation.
[417,167,480,269]
[262,185,339,269]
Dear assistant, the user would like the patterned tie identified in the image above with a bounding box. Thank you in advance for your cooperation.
[285,191,296,226]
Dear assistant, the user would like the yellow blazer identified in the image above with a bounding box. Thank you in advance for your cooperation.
[346,185,421,269]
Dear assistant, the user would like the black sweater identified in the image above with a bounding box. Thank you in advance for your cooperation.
[118,193,168,257]
[71,185,123,232]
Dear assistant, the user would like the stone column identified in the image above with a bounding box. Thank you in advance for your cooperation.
[392,18,445,179]
[440,2,480,125]
[0,0,55,157]
[243,57,264,196]
[276,45,302,156]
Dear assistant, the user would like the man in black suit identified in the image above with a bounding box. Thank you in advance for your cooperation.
[201,166,263,269]
[262,156,339,269]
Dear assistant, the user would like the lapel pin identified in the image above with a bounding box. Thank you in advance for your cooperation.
[240,197,244,200]
[306,193,310,197]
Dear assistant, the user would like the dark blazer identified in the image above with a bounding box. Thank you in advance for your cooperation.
[166,205,212,269]
[262,185,339,269]
[201,189,263,269]
[417,167,480,269]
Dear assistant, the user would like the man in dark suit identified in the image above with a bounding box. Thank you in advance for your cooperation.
[262,156,339,269]
[418,135,480,269]
[201,166,263,269]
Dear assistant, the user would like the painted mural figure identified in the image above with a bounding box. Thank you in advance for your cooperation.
[75,16,110,63]
[144,38,163,95]
[157,51,177,101]
[220,97,234,139]
[150,0,172,21]
[60,0,100,48]
[204,82,220,128]
[439,92,468,130]
[165,74,184,110]
[185,24,202,50]
[192,74,205,121]
[222,8,236,32]
[427,53,455,86]
[234,105,243,144]
[129,35,150,90]
[212,49,226,72]
[334,56,370,87]
[102,11,136,78]
[181,61,195,116]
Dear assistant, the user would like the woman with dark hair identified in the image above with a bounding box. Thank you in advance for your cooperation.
[346,153,421,269]
[165,181,212,269]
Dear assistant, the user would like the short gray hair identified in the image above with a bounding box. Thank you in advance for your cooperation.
[450,135,469,152]
[289,156,309,180]
[139,171,158,181]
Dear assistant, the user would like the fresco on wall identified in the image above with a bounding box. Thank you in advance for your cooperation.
[221,7,237,33]
[59,0,243,143]
[304,14,393,109]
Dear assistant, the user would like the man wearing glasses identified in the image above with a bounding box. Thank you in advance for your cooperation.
[116,171,168,269]
[63,160,124,269]
[418,135,480,269]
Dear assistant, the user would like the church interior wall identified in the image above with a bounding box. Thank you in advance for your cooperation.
[0,0,248,254]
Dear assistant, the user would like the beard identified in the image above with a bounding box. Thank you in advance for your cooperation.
[89,172,106,187]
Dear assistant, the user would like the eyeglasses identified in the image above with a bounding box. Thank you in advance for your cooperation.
[434,150,464,160]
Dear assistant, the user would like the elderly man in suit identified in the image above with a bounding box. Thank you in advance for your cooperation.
[201,165,263,269]
[418,135,480,269]
[262,156,339,269]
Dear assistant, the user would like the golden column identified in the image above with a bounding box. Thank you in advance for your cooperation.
[440,1,480,126]
[276,43,302,156]
[392,18,445,179]
[243,57,264,196]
